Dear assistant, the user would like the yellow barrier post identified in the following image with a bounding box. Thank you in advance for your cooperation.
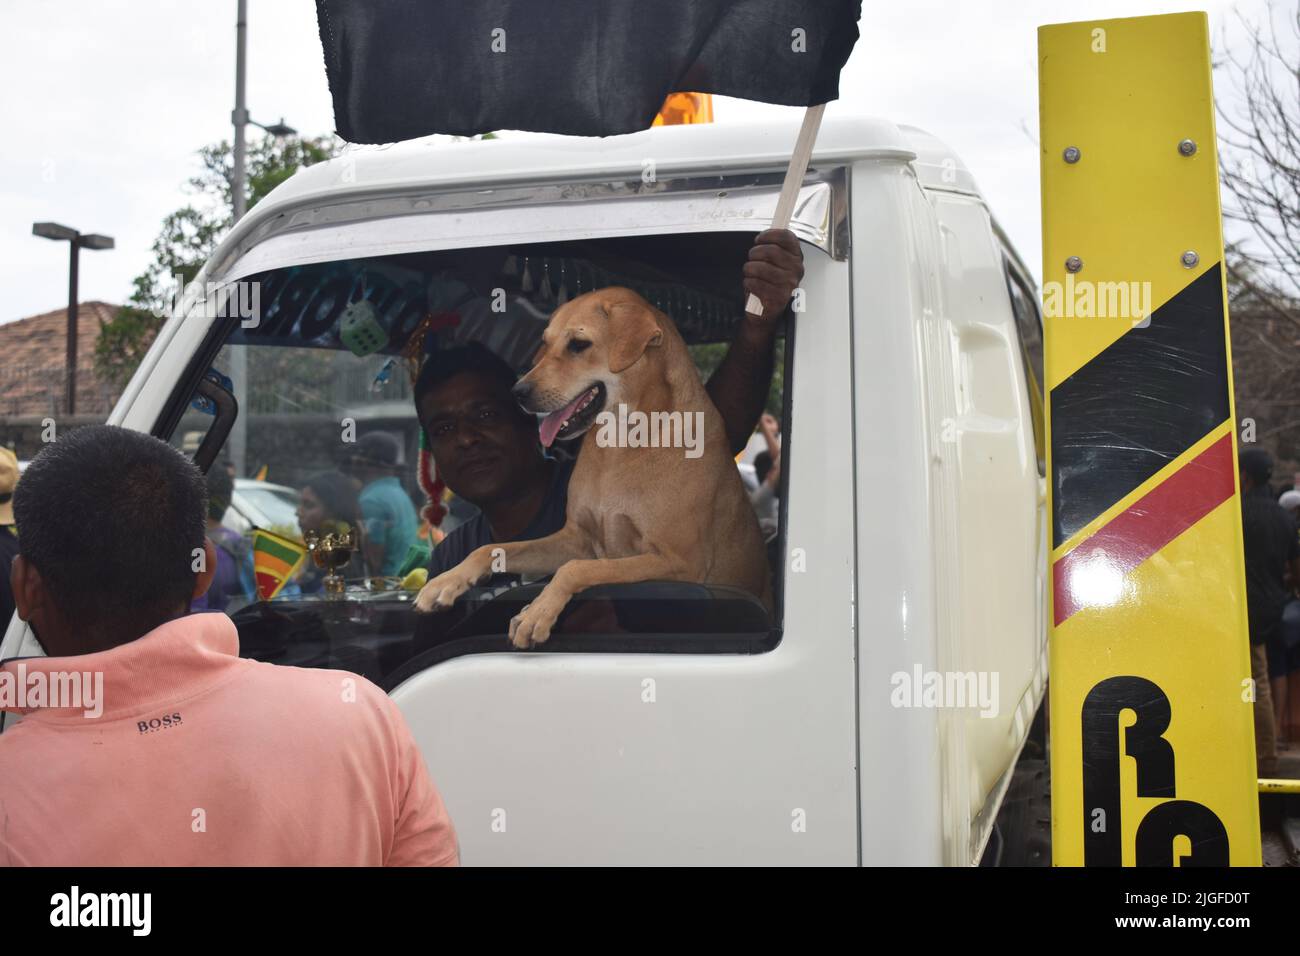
[1039,12,1261,866]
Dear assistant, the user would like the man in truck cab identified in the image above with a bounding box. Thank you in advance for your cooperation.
[415,229,804,578]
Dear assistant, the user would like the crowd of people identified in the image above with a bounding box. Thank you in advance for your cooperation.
[1241,449,1300,777]
[192,432,427,611]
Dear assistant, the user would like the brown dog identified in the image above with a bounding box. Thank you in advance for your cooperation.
[413,287,772,648]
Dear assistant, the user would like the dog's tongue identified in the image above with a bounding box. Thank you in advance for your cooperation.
[538,391,590,448]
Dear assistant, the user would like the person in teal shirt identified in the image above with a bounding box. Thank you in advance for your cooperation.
[342,433,420,577]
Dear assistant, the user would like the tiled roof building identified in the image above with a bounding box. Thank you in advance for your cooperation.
[0,302,122,418]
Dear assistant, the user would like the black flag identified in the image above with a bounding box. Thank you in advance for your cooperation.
[316,0,862,143]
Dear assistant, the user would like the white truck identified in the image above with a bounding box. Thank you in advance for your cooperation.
[2,115,1049,865]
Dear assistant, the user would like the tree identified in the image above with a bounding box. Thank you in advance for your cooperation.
[95,134,341,387]
[689,340,785,418]
[1215,1,1300,475]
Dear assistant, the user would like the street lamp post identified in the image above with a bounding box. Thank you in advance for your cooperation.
[31,222,114,416]
[233,0,247,221]
[228,0,295,477]
[231,0,296,223]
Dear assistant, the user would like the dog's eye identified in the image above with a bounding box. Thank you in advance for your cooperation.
[568,339,592,354]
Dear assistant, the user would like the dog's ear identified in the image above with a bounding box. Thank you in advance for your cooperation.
[605,301,663,373]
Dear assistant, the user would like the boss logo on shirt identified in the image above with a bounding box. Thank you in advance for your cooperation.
[137,712,183,735]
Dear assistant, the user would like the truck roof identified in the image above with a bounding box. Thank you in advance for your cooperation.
[255,114,983,216]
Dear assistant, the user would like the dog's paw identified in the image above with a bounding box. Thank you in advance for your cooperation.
[508,598,564,649]
[413,572,472,613]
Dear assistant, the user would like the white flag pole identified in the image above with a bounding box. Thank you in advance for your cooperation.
[745,102,826,317]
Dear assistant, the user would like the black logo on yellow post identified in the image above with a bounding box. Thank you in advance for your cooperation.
[1082,677,1228,866]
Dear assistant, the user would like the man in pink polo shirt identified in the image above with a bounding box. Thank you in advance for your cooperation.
[0,425,458,866]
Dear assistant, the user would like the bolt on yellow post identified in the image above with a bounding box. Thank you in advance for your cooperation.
[1039,11,1261,867]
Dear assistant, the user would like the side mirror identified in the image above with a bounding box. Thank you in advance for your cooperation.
[191,372,239,474]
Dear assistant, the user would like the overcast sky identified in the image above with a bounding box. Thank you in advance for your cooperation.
[0,0,1282,324]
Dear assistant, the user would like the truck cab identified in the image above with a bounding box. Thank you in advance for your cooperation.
[1,115,1048,865]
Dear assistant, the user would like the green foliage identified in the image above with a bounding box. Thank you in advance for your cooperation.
[687,342,728,381]
[688,337,785,417]
[197,134,340,216]
[94,135,341,388]
[95,306,165,390]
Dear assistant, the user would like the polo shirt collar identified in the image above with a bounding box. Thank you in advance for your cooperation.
[0,612,242,723]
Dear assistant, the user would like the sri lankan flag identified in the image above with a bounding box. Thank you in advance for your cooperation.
[251,529,307,600]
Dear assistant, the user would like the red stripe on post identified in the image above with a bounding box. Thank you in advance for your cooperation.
[1052,432,1235,626]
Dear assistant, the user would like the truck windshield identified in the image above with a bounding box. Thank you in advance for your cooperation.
[168,232,791,685]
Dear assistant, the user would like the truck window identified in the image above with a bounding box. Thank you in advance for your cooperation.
[163,233,789,686]
[1003,259,1046,475]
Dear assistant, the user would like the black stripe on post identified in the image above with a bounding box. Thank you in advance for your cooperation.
[1050,263,1230,549]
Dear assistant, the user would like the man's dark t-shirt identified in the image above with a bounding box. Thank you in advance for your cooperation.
[1240,486,1300,644]
[429,457,574,578]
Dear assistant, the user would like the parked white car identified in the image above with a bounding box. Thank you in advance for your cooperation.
[225,479,300,537]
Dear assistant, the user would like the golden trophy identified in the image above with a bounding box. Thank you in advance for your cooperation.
[304,523,355,597]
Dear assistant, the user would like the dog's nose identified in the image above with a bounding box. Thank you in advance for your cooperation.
[511,381,533,408]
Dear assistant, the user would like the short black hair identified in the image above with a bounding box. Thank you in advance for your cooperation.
[754,451,773,485]
[1239,448,1274,486]
[14,425,207,634]
[413,342,520,414]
